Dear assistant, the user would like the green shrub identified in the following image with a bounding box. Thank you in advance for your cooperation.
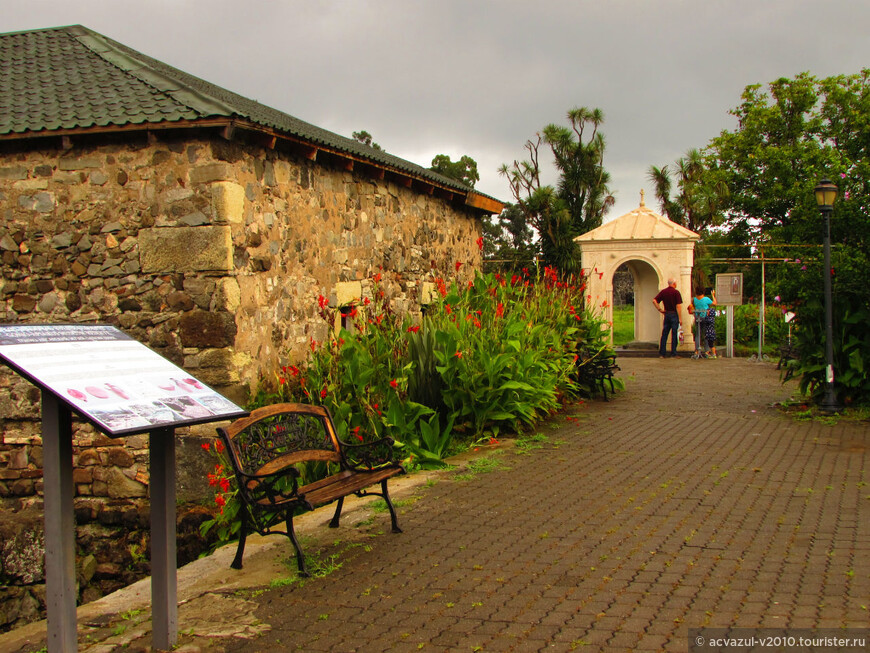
[202,266,614,545]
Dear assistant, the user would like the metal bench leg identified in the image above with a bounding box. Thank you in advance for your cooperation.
[381,479,402,534]
[329,497,344,528]
[285,513,310,577]
[230,510,249,570]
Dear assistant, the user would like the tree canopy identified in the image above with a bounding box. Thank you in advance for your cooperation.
[703,71,870,405]
[498,107,614,275]
[352,130,382,150]
[429,154,479,188]
[704,71,869,246]
[648,148,728,236]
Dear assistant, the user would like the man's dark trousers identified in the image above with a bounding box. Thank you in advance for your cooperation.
[660,312,680,356]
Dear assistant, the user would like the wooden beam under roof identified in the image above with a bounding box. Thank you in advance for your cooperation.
[465,192,504,215]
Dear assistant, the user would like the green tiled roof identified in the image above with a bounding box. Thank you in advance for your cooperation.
[0,25,496,200]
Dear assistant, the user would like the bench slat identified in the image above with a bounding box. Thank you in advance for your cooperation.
[301,467,404,508]
[254,450,341,477]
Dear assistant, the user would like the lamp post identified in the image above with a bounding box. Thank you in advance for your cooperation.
[813,178,841,413]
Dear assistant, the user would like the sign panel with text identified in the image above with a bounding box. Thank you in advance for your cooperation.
[715,273,743,306]
[0,324,247,436]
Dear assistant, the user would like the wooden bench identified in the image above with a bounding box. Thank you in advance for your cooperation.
[217,403,405,576]
[574,348,620,401]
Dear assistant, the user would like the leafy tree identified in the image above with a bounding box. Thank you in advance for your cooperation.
[482,203,536,271]
[648,148,728,235]
[429,154,479,188]
[542,107,615,235]
[705,71,870,405]
[352,130,382,150]
[499,107,614,276]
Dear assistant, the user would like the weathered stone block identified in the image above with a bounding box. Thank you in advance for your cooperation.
[139,226,233,273]
[0,166,27,180]
[12,294,36,313]
[210,181,245,224]
[105,467,147,498]
[333,280,362,307]
[178,310,237,348]
[188,163,234,184]
[58,156,102,170]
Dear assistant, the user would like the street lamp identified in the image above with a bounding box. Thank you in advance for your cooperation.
[813,178,841,413]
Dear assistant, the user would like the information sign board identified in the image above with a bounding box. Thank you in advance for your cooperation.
[0,324,247,436]
[715,273,743,306]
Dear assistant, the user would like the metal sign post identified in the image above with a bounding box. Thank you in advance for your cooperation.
[41,392,77,653]
[0,324,248,651]
[716,273,744,358]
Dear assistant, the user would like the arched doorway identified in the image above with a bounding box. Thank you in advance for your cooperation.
[623,258,661,344]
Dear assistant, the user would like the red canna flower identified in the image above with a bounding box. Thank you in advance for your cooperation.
[496,302,504,318]
[318,294,328,309]
[214,440,224,453]
[390,379,398,389]
[320,387,328,399]
[476,236,484,251]
[455,261,462,272]
[279,377,286,385]
[219,478,231,493]
[201,442,210,452]
[407,325,420,333]
[455,351,463,358]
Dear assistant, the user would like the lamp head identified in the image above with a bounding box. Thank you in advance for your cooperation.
[814,178,838,210]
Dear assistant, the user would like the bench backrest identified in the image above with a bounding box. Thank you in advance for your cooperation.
[217,403,344,478]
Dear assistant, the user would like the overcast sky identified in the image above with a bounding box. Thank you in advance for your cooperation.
[7,1,870,220]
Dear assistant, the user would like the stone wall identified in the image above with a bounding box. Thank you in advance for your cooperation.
[0,130,482,627]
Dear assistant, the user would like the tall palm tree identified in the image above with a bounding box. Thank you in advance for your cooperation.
[647,149,728,234]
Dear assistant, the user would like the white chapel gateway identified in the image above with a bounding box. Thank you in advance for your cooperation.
[576,192,699,349]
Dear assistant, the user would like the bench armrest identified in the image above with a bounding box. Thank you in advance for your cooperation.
[337,436,402,471]
[237,465,302,507]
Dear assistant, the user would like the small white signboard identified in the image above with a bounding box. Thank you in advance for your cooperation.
[715,273,744,306]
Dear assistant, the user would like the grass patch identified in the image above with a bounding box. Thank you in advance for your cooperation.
[514,433,551,455]
[454,455,508,481]
[612,305,634,346]
[369,497,418,513]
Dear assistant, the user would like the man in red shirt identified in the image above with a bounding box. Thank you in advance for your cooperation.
[652,278,683,357]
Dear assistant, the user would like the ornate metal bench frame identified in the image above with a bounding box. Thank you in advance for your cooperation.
[217,403,405,576]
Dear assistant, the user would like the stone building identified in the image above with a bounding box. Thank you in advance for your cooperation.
[0,25,502,626]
